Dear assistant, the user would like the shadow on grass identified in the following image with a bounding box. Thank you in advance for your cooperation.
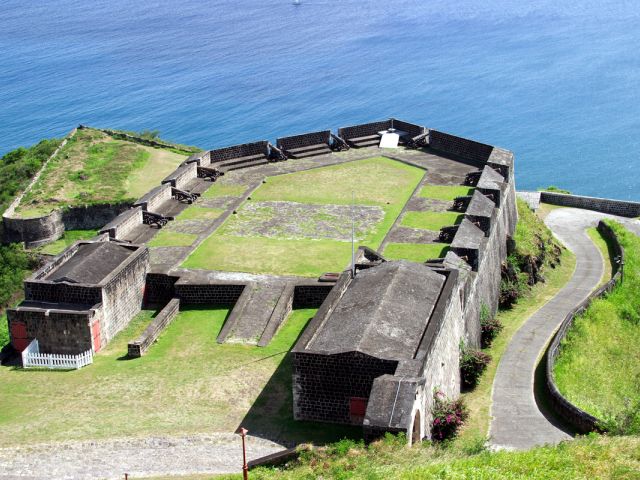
[533,349,578,437]
[236,314,361,448]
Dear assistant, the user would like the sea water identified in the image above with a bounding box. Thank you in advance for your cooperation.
[1,0,639,199]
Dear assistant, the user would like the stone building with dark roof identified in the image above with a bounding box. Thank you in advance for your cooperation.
[292,141,517,443]
[7,240,149,355]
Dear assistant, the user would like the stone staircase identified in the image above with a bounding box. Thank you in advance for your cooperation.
[217,282,292,345]
[212,154,271,173]
[346,134,380,148]
[284,143,332,159]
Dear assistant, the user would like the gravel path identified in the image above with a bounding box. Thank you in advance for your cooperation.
[489,207,640,450]
[0,434,285,480]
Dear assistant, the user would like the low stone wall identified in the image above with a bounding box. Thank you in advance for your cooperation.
[293,283,336,308]
[338,120,392,142]
[144,273,180,305]
[540,191,640,218]
[62,203,131,230]
[174,281,245,305]
[545,220,623,433]
[276,130,331,151]
[2,209,64,247]
[128,298,180,357]
[390,118,426,138]
[208,141,269,164]
[428,130,493,165]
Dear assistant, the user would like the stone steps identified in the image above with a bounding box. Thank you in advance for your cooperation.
[288,145,332,159]
[347,135,380,148]
[223,283,289,345]
[219,158,270,172]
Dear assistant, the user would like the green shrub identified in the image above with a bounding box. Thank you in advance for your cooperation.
[480,303,503,348]
[430,390,468,441]
[460,345,491,389]
[539,185,572,194]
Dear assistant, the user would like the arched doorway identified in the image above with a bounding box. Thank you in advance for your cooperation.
[411,410,421,444]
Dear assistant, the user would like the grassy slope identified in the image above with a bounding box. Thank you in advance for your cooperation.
[587,227,614,287]
[16,128,190,216]
[183,158,425,276]
[0,308,359,446]
[554,221,640,425]
[212,435,640,480]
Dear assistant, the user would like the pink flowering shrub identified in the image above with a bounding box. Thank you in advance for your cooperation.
[430,390,468,441]
[460,347,492,389]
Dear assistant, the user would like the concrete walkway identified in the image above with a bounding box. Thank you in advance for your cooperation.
[489,207,640,450]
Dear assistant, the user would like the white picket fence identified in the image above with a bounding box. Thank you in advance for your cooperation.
[21,339,93,370]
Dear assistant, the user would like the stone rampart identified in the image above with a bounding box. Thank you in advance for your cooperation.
[134,184,172,212]
[293,283,335,308]
[428,130,493,165]
[2,209,65,247]
[100,207,143,240]
[545,220,623,433]
[389,118,426,138]
[539,191,640,218]
[161,162,198,191]
[144,273,180,305]
[276,130,331,151]
[208,141,269,164]
[127,298,180,357]
[338,120,393,141]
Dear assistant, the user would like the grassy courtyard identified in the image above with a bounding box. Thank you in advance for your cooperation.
[183,157,426,276]
[15,128,193,217]
[0,307,355,446]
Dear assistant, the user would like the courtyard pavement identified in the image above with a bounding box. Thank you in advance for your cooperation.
[489,207,640,450]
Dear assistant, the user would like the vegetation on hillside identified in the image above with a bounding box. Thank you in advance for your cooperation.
[0,137,62,213]
[554,220,640,434]
[218,434,640,480]
[14,128,192,216]
[0,244,39,347]
[500,198,563,307]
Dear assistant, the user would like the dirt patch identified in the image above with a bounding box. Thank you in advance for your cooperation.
[219,201,385,241]
[406,197,453,212]
[385,227,441,244]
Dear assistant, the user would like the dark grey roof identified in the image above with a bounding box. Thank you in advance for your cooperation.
[466,190,495,218]
[304,261,446,360]
[451,218,485,250]
[46,242,136,284]
[477,166,505,190]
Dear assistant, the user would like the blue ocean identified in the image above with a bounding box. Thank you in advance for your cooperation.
[1,1,639,199]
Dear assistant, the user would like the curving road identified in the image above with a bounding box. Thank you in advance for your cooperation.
[489,207,640,450]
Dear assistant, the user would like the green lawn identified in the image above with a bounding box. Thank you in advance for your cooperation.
[148,230,198,247]
[15,128,189,216]
[37,229,99,256]
[401,211,463,231]
[382,243,450,262]
[183,158,426,276]
[554,221,640,431]
[175,206,225,221]
[0,307,355,446]
[201,183,248,199]
[419,184,474,201]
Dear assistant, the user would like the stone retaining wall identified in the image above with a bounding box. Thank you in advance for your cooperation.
[128,298,180,357]
[428,130,493,165]
[208,141,269,164]
[545,220,623,433]
[540,191,640,218]
[174,281,245,305]
[338,120,393,141]
[292,284,335,308]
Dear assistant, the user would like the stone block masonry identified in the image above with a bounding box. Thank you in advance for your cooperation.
[128,298,180,357]
[540,191,640,218]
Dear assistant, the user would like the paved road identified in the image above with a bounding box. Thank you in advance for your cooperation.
[489,208,640,450]
[0,434,285,480]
